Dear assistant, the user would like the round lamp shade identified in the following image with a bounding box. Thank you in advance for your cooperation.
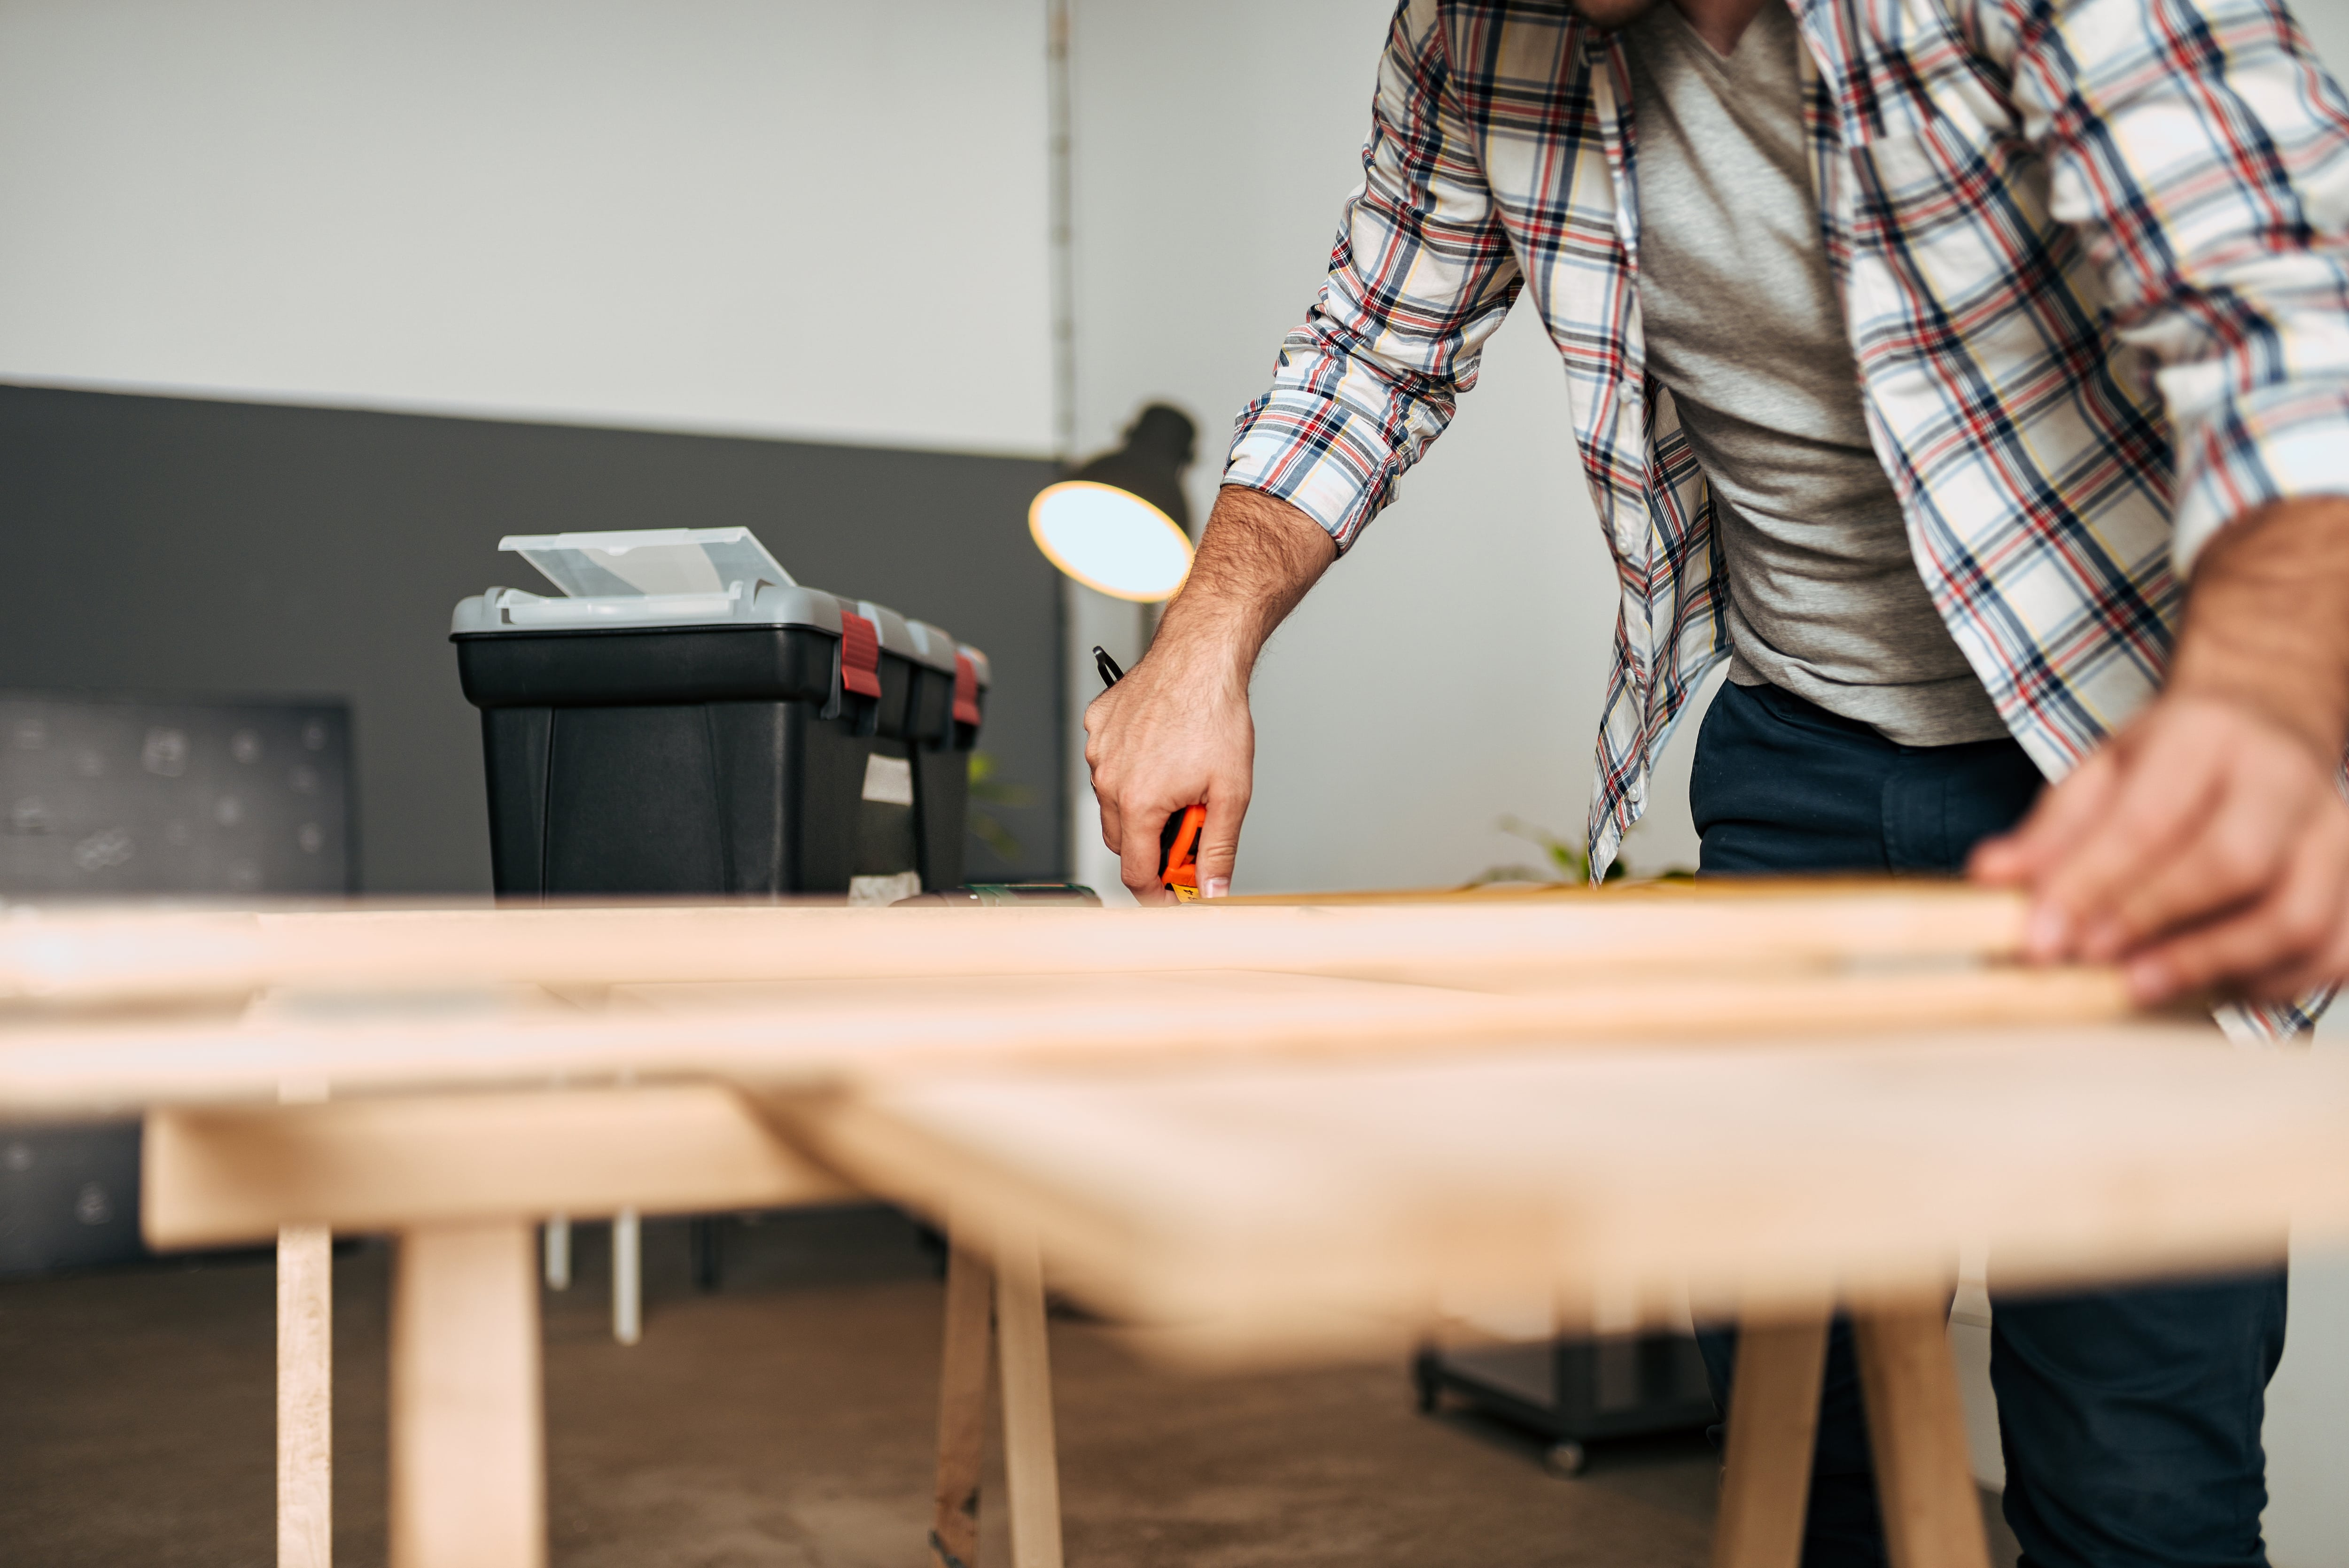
[1027,481,1194,603]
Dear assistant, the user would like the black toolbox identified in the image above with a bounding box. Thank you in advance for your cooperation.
[452,528,988,901]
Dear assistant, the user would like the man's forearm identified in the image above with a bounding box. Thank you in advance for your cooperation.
[2171,496,2349,761]
[1150,485,1338,680]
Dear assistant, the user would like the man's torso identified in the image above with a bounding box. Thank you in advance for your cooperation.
[1621,0,2008,747]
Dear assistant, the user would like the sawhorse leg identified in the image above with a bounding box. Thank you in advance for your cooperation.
[390,1221,545,1568]
[1711,1298,1989,1568]
[1854,1301,1991,1568]
[1711,1307,1829,1568]
[929,1235,1064,1568]
[932,1245,993,1568]
[278,1225,333,1568]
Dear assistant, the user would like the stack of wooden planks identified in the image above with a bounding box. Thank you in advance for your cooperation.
[0,882,2338,1568]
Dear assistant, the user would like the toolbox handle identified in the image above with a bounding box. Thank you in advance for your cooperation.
[839,612,884,700]
[952,651,982,731]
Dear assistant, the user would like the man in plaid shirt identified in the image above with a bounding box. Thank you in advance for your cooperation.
[1087,0,2349,1559]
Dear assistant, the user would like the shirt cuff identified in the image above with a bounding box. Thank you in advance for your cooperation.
[2170,380,2349,575]
[1222,388,1408,556]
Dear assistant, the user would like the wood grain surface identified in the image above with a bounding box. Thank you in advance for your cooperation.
[0,885,2032,1006]
[783,1024,2349,1364]
[0,963,2136,1115]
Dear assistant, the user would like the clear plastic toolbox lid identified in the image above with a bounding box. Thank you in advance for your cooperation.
[504,527,794,598]
[452,528,839,632]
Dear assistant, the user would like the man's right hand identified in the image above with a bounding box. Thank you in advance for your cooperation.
[1082,485,1336,902]
[1084,636,1254,901]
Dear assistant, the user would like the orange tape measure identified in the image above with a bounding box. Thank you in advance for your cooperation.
[1159,803,1206,902]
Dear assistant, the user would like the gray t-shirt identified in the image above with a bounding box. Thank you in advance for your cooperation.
[1623,0,2008,746]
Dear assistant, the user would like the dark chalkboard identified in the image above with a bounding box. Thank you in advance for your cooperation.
[0,691,354,896]
[0,690,357,1275]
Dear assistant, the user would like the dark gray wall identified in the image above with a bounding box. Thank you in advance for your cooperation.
[0,385,1065,893]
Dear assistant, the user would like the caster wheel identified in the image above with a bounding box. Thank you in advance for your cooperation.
[1410,1352,1442,1414]
[1543,1440,1588,1477]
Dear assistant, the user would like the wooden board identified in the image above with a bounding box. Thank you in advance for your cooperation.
[0,884,2034,1007]
[145,1085,849,1246]
[778,1024,2349,1365]
[0,963,2134,1115]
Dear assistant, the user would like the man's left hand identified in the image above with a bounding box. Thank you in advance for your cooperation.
[1969,693,2349,1003]
[1970,496,2349,1007]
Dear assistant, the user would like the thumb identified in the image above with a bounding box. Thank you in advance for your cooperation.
[1193,787,1248,899]
[1969,746,2116,887]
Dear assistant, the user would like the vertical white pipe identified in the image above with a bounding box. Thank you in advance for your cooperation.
[1045,0,1076,465]
[543,1216,571,1292]
[611,1211,641,1346]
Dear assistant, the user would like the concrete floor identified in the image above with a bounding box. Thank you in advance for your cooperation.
[0,1208,1731,1568]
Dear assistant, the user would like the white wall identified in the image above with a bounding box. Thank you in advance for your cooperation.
[0,0,1056,456]
[1066,0,1705,895]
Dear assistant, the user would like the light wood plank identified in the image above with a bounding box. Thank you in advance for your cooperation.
[144,1086,850,1248]
[277,1223,334,1568]
[0,885,2035,1008]
[9,965,2136,1115]
[1852,1302,1991,1568]
[931,1245,995,1568]
[1712,1307,1830,1568]
[995,1234,1064,1568]
[390,1221,544,1568]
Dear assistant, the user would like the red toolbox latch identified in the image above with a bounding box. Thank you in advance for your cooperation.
[839,612,883,699]
[952,651,982,727]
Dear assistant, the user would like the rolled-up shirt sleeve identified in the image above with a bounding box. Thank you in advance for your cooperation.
[2002,0,2349,574]
[1222,0,1525,553]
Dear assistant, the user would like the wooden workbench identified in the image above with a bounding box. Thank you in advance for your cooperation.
[0,887,2319,1568]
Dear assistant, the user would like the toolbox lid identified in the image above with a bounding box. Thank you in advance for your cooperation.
[505,528,795,600]
[449,528,845,636]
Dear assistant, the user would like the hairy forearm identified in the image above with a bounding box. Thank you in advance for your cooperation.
[2171,496,2349,761]
[1151,485,1338,681]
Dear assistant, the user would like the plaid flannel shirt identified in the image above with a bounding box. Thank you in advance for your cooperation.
[1225,0,2349,1033]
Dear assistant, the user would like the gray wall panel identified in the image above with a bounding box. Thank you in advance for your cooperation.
[0,385,1064,893]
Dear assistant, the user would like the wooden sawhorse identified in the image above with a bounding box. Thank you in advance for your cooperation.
[144,1084,1067,1568]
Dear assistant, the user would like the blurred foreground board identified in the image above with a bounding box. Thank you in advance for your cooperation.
[785,1023,2349,1366]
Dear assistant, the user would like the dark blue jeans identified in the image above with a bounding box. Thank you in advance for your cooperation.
[1688,680,2289,1568]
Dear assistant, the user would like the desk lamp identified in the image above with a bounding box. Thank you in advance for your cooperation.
[1028,404,1197,601]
